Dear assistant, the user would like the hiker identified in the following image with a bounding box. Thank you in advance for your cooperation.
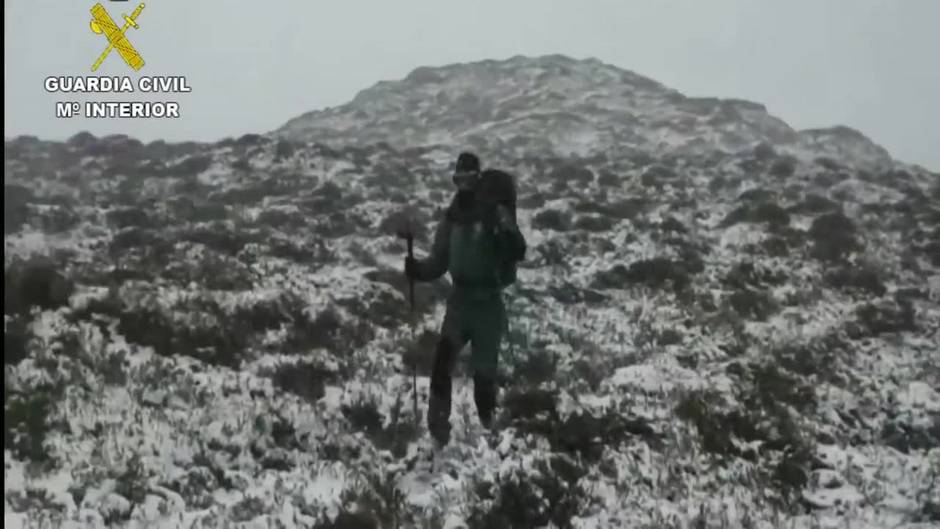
[404,152,526,446]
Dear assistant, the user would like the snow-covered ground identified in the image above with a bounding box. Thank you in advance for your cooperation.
[5,56,940,528]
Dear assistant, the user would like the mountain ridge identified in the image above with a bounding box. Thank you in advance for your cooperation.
[274,54,895,171]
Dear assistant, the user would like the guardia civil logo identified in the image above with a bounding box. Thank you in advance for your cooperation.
[46,1,189,120]
[88,2,146,72]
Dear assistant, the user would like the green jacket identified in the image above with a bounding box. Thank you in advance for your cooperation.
[412,200,526,290]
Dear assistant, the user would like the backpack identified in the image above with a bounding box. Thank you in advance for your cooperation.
[479,168,520,287]
[480,168,517,219]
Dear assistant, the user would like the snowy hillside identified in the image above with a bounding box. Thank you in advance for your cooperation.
[5,55,940,529]
[276,55,898,172]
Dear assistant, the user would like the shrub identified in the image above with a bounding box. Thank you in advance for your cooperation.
[4,257,74,316]
[4,317,31,366]
[466,458,591,529]
[573,214,614,232]
[77,291,306,368]
[164,455,232,509]
[114,454,150,507]
[510,349,558,386]
[517,192,546,210]
[118,307,248,367]
[161,252,256,291]
[675,391,742,458]
[268,238,319,263]
[308,180,344,204]
[591,257,695,293]
[824,265,886,297]
[814,157,842,171]
[266,361,338,404]
[880,418,940,454]
[920,240,940,267]
[721,202,790,228]
[106,207,157,229]
[342,392,418,458]
[286,305,375,355]
[676,362,816,508]
[311,211,365,239]
[255,208,304,229]
[772,336,848,386]
[315,469,412,529]
[552,409,659,461]
[4,383,62,465]
[4,184,33,234]
[177,223,264,256]
[314,511,377,529]
[549,163,594,185]
[211,186,265,205]
[502,387,560,439]
[341,288,412,329]
[768,156,797,178]
[722,261,787,290]
[848,300,916,338]
[809,212,860,262]
[164,155,213,178]
[363,268,450,318]
[790,193,840,215]
[640,165,678,187]
[753,142,777,160]
[574,198,648,220]
[658,216,688,234]
[532,208,572,232]
[377,209,430,243]
[737,188,776,203]
[67,131,97,148]
[761,236,789,257]
[274,139,296,160]
[596,171,619,187]
[26,204,81,234]
[727,288,779,321]
[401,330,439,377]
[108,227,171,256]
[547,282,608,305]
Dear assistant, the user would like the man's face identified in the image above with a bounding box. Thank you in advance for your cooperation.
[453,169,480,192]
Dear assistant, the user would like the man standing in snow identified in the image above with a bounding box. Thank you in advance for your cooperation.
[405,152,526,446]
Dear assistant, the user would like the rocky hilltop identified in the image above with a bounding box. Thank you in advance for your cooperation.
[5,55,939,528]
[277,55,896,171]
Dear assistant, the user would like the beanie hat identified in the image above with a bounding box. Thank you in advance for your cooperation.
[455,152,480,173]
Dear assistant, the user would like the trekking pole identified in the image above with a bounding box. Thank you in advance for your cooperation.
[493,205,518,374]
[403,221,419,430]
[496,267,516,376]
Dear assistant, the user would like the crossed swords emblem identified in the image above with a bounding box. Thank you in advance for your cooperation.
[88,2,146,71]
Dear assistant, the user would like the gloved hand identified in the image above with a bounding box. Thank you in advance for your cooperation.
[495,204,514,230]
[404,256,419,279]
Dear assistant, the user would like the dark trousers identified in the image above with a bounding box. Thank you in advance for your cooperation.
[427,293,505,443]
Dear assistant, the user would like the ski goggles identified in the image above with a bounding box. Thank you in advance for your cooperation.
[452,169,480,189]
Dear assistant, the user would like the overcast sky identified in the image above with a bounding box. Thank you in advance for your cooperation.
[5,0,938,170]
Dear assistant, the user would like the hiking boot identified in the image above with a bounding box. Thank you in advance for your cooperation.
[429,419,450,446]
[427,404,451,446]
[479,410,494,431]
[473,374,497,430]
